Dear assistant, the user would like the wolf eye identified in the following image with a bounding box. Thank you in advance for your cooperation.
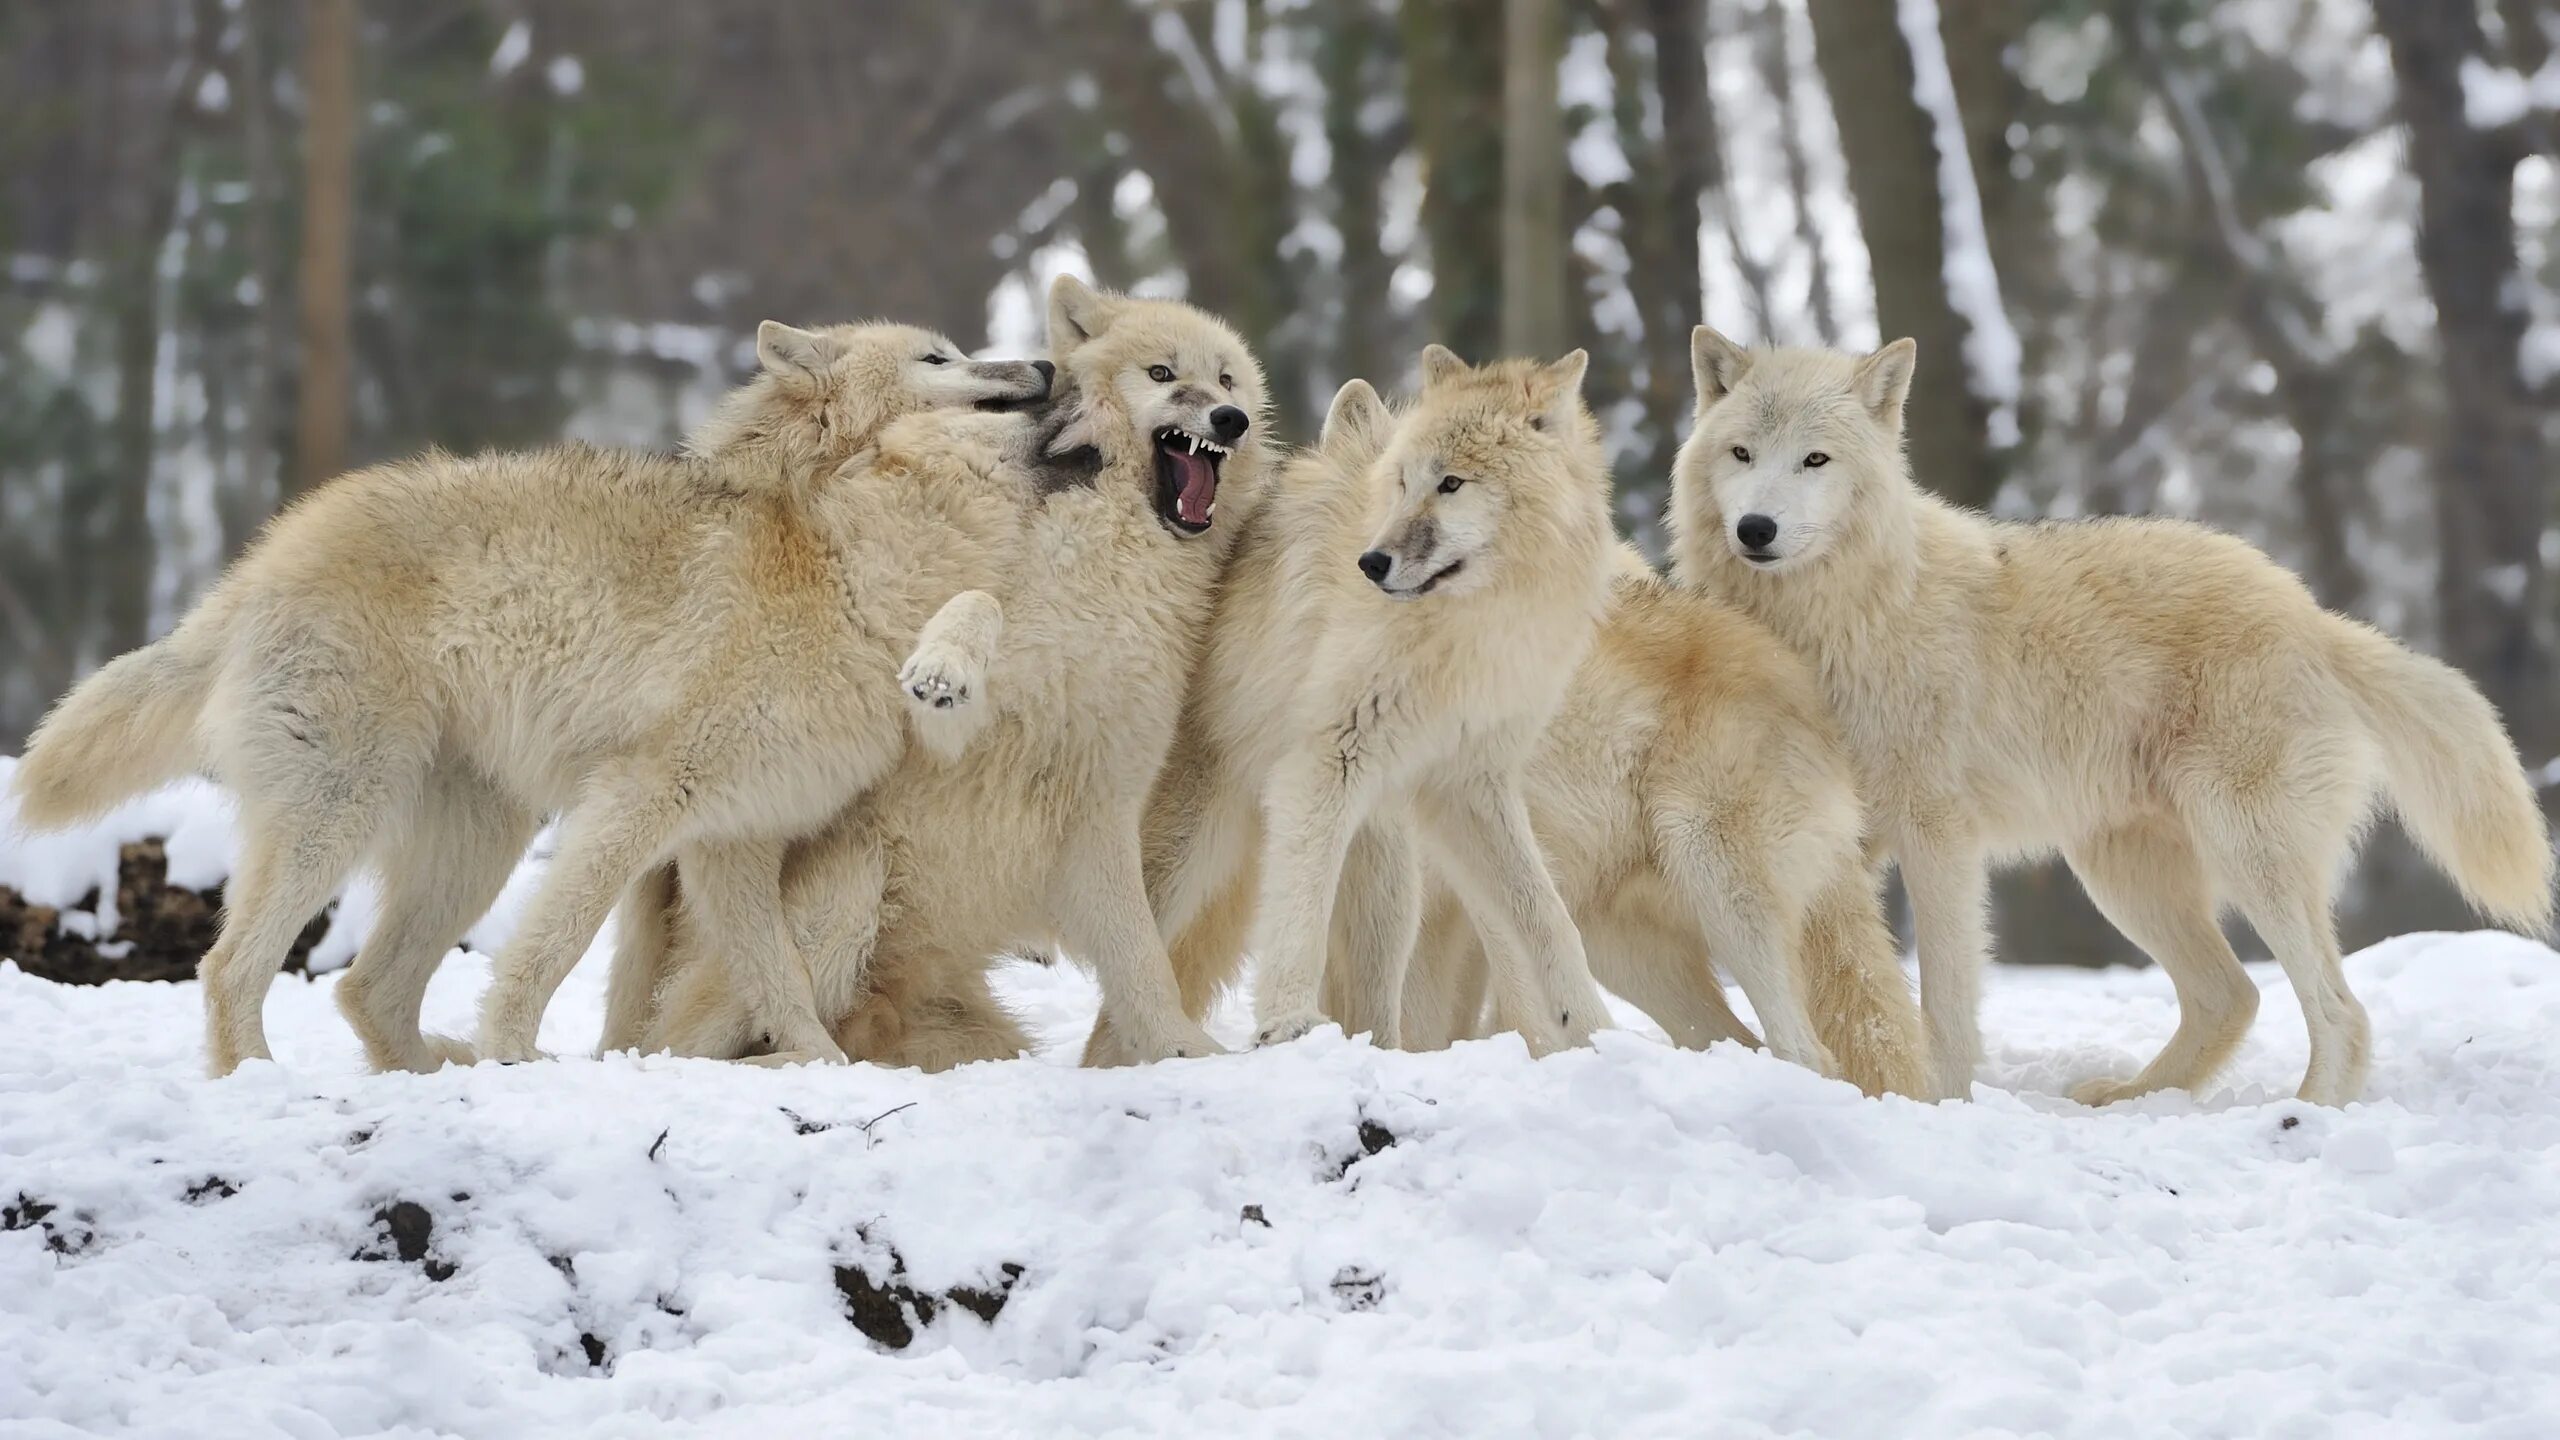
[1731,446,1752,464]
[1438,474,1466,495]
[1804,452,1830,468]
[922,353,950,365]
[1148,364,1175,383]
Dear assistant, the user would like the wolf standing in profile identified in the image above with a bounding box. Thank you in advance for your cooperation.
[1670,327,2554,1106]
[9,323,1051,1075]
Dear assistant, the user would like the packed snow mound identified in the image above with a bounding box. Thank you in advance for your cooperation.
[6,772,2560,1437]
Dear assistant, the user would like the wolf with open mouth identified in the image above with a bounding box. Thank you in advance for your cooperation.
[612,276,1279,1069]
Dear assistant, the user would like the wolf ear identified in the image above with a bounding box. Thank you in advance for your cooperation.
[1320,378,1390,459]
[756,321,840,383]
[1418,343,1468,390]
[1852,338,1918,426]
[1047,274,1121,354]
[1531,348,1589,432]
[1690,326,1749,409]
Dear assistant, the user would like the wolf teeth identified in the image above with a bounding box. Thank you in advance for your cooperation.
[1158,427,1229,459]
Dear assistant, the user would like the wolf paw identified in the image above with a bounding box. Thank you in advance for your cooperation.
[899,648,979,712]
[1253,1013,1329,1049]
[2070,1074,2151,1108]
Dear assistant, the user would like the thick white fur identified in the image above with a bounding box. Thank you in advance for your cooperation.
[1086,349,1620,1062]
[1389,552,1933,1097]
[617,277,1276,1067]
[1669,327,2555,1105]
[11,322,1048,1076]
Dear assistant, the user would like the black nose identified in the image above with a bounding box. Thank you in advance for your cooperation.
[1209,405,1250,442]
[1735,514,1778,550]
[1030,359,1055,389]
[1357,550,1393,584]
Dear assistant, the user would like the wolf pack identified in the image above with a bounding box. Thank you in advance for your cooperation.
[14,276,2552,1110]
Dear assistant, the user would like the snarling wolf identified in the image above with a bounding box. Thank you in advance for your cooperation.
[613,277,1275,1068]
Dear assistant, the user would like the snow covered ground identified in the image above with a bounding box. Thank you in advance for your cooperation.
[6,771,2560,1438]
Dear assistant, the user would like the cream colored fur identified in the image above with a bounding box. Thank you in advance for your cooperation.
[615,277,1275,1067]
[1668,327,2555,1106]
[1389,558,1932,1097]
[1085,349,1620,1062]
[11,322,1050,1076]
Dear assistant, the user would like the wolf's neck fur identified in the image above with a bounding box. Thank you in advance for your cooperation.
[683,375,886,491]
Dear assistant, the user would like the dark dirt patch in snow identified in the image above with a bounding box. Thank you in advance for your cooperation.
[1323,1115,1403,1181]
[356,1199,456,1282]
[0,839,331,984]
[5,1192,97,1256]
[834,1243,1026,1349]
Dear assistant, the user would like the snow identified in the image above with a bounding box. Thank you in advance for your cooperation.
[1892,0,2023,447]
[9,774,2560,1437]
[2460,54,2560,130]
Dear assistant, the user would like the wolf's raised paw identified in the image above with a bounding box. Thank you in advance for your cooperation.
[899,646,982,712]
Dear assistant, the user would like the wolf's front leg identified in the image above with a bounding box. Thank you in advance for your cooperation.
[676,836,851,1064]
[1325,817,1423,1047]
[1247,749,1372,1046]
[1049,806,1225,1063]
[1420,770,1608,1055]
[898,590,1005,763]
[1898,831,1990,1100]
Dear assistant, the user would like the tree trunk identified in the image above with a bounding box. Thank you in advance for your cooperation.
[292,0,357,497]
[1499,0,1568,360]
[102,0,221,657]
[1402,0,1505,360]
[1755,1,1838,344]
[228,0,284,553]
[1806,0,2000,508]
[2373,0,2554,760]
[1318,0,1400,391]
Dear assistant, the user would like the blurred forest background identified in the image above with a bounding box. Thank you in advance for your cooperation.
[2,0,2556,959]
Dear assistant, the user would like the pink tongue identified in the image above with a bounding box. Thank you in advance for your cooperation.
[1172,450,1216,525]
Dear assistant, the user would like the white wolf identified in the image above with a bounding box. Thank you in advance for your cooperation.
[1670,327,2554,1105]
[1082,350,1621,1063]
[1384,554,1932,1097]
[612,276,1274,1067]
[10,322,1050,1075]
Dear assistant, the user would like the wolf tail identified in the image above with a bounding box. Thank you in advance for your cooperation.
[2331,621,2554,935]
[1800,867,1933,1100]
[11,599,230,831]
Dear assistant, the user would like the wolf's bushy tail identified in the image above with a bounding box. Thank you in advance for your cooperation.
[11,602,228,831]
[1801,867,1932,1099]
[2332,621,2555,935]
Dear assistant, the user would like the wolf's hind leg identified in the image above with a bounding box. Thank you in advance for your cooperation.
[1655,815,1837,1078]
[1579,912,1759,1051]
[2064,819,2259,1106]
[477,770,692,1062]
[678,836,851,1064]
[899,590,1005,763]
[598,864,680,1055]
[337,767,536,1071]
